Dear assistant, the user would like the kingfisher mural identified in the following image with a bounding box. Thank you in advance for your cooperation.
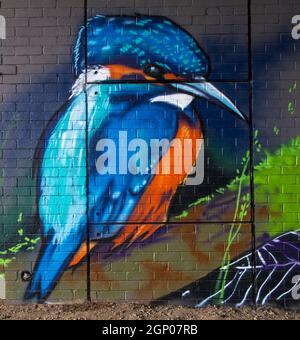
[0,11,299,308]
[24,14,247,301]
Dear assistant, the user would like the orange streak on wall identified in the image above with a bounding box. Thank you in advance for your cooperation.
[106,64,183,82]
[69,241,98,268]
[107,64,147,80]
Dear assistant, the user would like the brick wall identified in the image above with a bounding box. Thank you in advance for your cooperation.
[0,0,300,307]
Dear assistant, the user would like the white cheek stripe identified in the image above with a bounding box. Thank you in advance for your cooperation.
[150,93,194,110]
[69,66,111,99]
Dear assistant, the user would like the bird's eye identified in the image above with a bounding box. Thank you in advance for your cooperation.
[144,64,166,79]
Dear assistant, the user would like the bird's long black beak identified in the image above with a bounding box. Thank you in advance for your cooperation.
[172,80,248,122]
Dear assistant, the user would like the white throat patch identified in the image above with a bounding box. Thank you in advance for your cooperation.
[150,93,194,111]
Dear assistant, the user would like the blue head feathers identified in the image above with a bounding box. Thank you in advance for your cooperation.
[74,14,209,78]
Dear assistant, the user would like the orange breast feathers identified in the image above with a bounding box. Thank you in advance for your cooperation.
[112,115,204,249]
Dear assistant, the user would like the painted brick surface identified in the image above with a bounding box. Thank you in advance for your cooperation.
[0,0,300,307]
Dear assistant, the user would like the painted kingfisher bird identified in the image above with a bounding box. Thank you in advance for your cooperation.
[25,15,247,301]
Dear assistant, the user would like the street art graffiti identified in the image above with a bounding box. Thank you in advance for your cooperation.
[24,15,246,301]
[1,10,300,308]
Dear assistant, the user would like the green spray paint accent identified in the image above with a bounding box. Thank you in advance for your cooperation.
[17,213,23,224]
[289,82,297,93]
[273,126,280,136]
[253,136,300,236]
[288,82,297,115]
[0,215,40,271]
[175,195,213,220]
[215,151,251,304]
[175,210,189,220]
[0,258,15,267]
[254,129,262,153]
[288,102,295,115]
[0,234,40,269]
[188,195,213,209]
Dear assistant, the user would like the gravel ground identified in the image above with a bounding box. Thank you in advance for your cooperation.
[0,302,299,320]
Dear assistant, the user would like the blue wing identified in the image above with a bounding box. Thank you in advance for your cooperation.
[25,92,91,300]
